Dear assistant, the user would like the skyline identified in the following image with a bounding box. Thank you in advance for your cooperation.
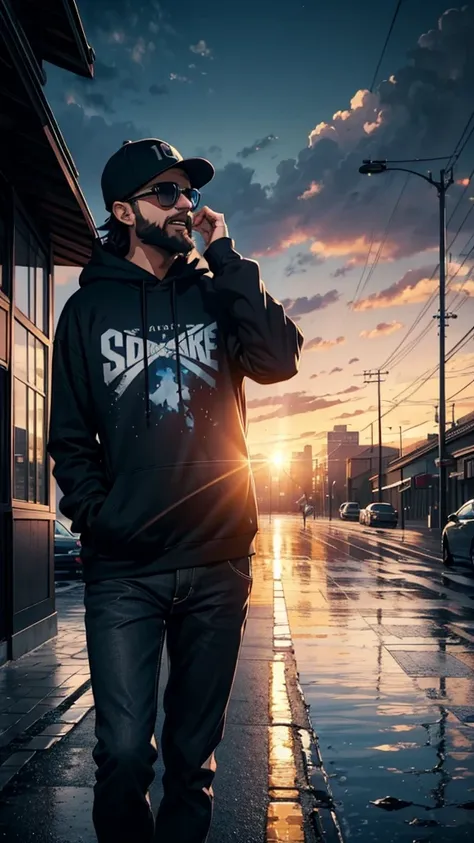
[47,1,474,459]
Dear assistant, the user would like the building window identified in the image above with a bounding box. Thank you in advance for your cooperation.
[14,218,48,335]
[13,319,47,504]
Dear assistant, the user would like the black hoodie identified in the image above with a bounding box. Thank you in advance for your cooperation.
[48,237,303,581]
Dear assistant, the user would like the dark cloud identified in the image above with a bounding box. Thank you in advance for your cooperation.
[149,83,169,96]
[332,261,357,278]
[332,408,371,420]
[306,335,346,351]
[348,357,359,364]
[79,91,115,114]
[237,134,278,159]
[330,367,343,374]
[54,104,154,211]
[353,265,437,310]
[193,144,223,162]
[201,161,268,220]
[250,395,353,423]
[284,251,324,277]
[247,391,306,409]
[360,321,404,339]
[248,385,363,422]
[281,290,340,317]
[201,7,474,260]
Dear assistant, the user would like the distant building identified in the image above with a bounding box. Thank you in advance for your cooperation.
[0,0,95,664]
[347,445,399,507]
[379,414,474,522]
[290,445,313,498]
[327,425,364,507]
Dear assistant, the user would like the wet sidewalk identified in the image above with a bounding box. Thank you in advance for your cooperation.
[0,554,329,842]
[261,516,474,842]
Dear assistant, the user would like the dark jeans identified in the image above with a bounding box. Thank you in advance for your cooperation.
[84,557,252,843]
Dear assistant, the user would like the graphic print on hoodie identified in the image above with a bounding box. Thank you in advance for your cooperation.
[48,237,303,581]
[101,319,219,431]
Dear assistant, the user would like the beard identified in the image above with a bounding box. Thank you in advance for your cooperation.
[133,204,194,256]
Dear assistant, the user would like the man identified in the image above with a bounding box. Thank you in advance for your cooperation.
[48,138,303,843]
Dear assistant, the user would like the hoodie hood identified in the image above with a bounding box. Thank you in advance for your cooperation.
[79,239,210,289]
[79,241,212,424]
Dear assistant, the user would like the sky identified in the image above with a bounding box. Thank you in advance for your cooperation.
[48,0,474,461]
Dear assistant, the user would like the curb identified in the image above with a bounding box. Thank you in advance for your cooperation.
[285,655,344,843]
[269,565,344,843]
[0,679,93,793]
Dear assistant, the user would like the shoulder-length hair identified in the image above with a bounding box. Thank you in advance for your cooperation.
[98,214,131,258]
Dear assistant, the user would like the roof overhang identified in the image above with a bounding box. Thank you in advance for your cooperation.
[0,0,97,265]
[13,0,94,79]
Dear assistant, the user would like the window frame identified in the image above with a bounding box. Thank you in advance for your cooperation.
[12,319,48,506]
[13,212,49,337]
[11,202,52,510]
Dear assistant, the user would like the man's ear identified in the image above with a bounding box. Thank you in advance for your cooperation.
[112,200,135,226]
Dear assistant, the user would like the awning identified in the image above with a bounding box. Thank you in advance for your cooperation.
[0,1,97,265]
[12,0,94,79]
[372,477,412,493]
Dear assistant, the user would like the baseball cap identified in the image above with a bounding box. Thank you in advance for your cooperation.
[101,138,215,211]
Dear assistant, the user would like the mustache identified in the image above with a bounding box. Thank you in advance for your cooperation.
[167,212,194,235]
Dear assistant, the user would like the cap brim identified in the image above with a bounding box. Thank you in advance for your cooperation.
[164,157,215,189]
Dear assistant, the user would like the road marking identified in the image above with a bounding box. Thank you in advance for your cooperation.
[266,558,305,841]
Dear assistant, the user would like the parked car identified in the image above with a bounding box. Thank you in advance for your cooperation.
[54,520,81,577]
[442,499,474,568]
[360,502,398,527]
[340,502,360,521]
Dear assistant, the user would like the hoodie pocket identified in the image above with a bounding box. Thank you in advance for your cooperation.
[89,463,257,558]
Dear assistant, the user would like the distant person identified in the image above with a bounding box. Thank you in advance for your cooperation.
[48,138,303,843]
[297,493,313,528]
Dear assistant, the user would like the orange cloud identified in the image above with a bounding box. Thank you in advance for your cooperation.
[298,181,323,200]
[360,321,404,339]
[453,279,474,296]
[457,178,470,186]
[354,268,437,310]
[306,335,346,351]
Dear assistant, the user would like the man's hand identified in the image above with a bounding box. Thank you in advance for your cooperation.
[192,206,229,248]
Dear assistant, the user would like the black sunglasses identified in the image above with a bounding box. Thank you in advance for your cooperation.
[129,182,201,211]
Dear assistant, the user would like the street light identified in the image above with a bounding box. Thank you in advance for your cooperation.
[359,158,454,529]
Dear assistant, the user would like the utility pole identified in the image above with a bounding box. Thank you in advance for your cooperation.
[359,160,455,529]
[436,170,448,531]
[361,370,389,501]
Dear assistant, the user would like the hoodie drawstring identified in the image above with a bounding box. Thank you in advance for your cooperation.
[170,279,185,416]
[140,281,151,425]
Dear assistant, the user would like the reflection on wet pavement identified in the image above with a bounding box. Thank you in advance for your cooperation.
[257,516,474,842]
[267,554,305,841]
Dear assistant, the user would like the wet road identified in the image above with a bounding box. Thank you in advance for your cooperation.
[257,515,474,842]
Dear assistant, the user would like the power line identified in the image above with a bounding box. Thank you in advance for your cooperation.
[447,109,474,169]
[359,326,474,434]
[382,209,474,370]
[381,110,474,370]
[447,166,474,225]
[352,177,409,308]
[369,0,404,93]
[448,376,474,401]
